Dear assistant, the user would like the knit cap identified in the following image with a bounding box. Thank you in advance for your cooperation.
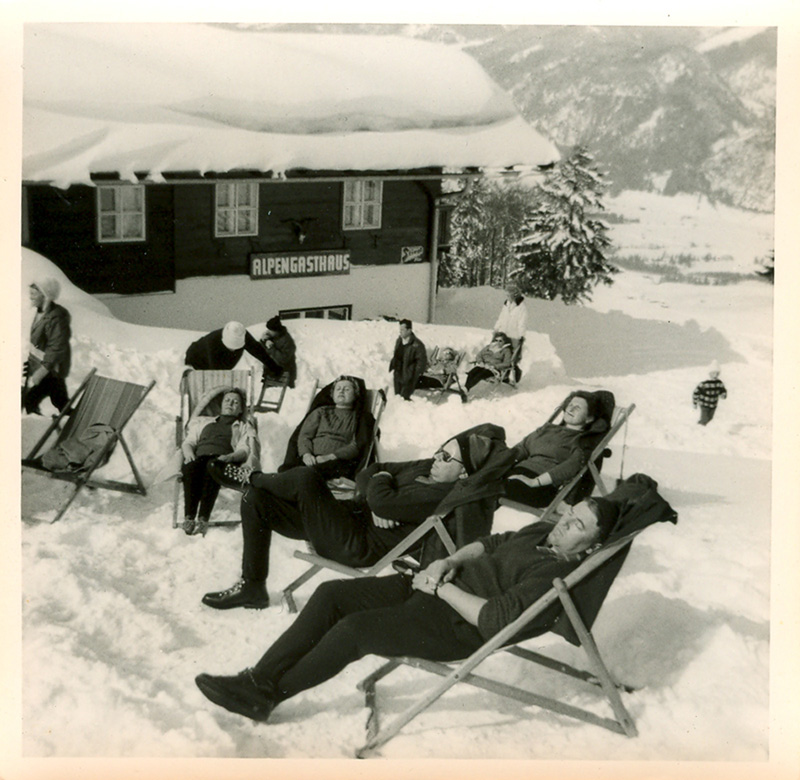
[452,430,495,475]
[266,315,284,333]
[709,360,721,375]
[31,277,61,302]
[221,321,246,350]
[589,497,620,541]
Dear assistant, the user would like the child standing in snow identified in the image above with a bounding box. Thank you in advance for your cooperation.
[692,362,727,425]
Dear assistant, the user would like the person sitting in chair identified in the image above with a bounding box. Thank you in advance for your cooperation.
[195,495,619,722]
[201,424,506,611]
[503,390,609,509]
[464,332,514,394]
[285,376,366,480]
[181,388,260,537]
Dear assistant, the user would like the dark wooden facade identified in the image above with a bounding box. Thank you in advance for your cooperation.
[23,176,442,296]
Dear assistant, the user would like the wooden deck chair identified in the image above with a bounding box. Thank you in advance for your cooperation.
[500,391,635,524]
[417,347,467,402]
[255,372,290,414]
[171,367,256,529]
[355,473,678,757]
[22,368,156,523]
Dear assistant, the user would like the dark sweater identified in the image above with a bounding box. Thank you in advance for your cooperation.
[455,522,581,641]
[356,460,454,525]
[510,424,597,486]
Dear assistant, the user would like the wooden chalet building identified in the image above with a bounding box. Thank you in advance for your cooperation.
[22,24,558,330]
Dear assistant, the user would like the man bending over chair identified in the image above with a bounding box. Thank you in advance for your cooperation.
[201,424,505,610]
[195,496,619,722]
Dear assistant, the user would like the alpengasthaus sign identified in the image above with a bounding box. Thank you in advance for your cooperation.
[250,251,351,280]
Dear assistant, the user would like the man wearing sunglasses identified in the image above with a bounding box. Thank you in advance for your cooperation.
[201,424,507,610]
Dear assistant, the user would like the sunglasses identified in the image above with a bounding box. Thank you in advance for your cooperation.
[434,447,463,465]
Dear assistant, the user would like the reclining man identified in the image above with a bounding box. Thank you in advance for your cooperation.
[201,423,507,610]
[195,495,619,722]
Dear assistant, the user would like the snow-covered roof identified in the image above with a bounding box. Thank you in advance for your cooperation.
[23,24,559,187]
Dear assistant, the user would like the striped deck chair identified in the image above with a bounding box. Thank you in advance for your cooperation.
[172,367,256,529]
[22,368,156,523]
[500,391,635,524]
[355,473,678,757]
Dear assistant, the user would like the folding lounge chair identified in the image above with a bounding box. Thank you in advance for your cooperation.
[417,347,467,402]
[171,367,256,529]
[355,473,678,758]
[500,391,635,524]
[22,368,156,523]
[255,372,290,414]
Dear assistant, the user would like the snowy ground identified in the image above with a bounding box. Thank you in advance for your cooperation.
[13,239,780,765]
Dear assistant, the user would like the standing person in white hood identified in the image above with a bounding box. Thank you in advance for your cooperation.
[494,284,527,350]
[23,277,72,415]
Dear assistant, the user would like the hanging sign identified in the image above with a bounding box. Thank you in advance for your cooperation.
[250,250,351,280]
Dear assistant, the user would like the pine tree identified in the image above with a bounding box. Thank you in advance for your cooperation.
[512,146,618,304]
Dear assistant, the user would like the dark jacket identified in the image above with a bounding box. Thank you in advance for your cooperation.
[185,328,273,371]
[389,333,427,398]
[456,472,677,644]
[280,377,376,480]
[30,302,71,378]
[262,329,297,388]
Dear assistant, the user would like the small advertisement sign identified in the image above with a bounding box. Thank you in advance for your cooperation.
[401,245,425,264]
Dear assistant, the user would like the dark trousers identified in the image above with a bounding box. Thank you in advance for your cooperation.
[698,405,716,425]
[465,366,496,390]
[240,467,409,583]
[24,375,69,414]
[182,455,223,519]
[251,575,484,701]
[503,466,559,509]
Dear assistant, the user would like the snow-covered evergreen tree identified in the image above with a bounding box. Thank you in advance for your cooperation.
[512,146,618,304]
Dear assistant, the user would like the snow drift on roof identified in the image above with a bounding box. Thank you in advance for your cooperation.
[23,23,559,186]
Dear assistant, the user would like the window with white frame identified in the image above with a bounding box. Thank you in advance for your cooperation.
[280,304,352,321]
[97,185,146,242]
[342,179,382,230]
[215,182,259,237]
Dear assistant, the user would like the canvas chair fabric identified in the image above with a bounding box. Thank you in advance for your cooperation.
[354,473,677,757]
[22,368,155,523]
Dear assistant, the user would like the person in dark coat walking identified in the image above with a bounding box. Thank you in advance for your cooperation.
[389,319,427,400]
[24,277,72,414]
[185,321,275,372]
[259,315,297,388]
[693,361,727,425]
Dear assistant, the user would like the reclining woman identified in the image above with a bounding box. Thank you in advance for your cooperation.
[503,390,609,509]
[279,375,373,481]
[181,388,260,536]
[464,331,514,394]
[194,494,619,722]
